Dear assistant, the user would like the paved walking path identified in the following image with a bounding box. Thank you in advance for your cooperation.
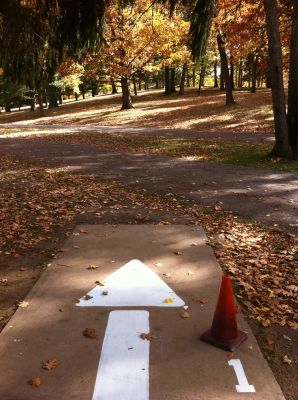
[0,122,274,143]
[0,134,297,232]
[0,225,285,400]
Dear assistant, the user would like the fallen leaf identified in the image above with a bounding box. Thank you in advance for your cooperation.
[42,358,59,370]
[155,262,162,267]
[287,321,298,330]
[102,290,108,295]
[28,377,41,387]
[140,332,158,341]
[18,301,29,308]
[87,265,99,270]
[174,251,183,255]
[261,319,271,328]
[83,328,97,339]
[227,351,234,359]
[79,228,88,234]
[163,298,174,303]
[95,280,105,286]
[163,273,171,279]
[187,271,194,276]
[282,355,292,365]
[282,334,292,341]
[83,294,93,300]
[179,310,190,319]
[266,337,274,345]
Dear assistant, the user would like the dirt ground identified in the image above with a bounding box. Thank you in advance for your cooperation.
[0,87,274,134]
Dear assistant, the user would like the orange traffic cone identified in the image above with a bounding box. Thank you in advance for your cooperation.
[200,275,247,351]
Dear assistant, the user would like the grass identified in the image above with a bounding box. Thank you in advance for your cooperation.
[41,131,298,172]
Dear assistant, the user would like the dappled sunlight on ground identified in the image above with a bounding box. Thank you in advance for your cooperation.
[0,88,274,134]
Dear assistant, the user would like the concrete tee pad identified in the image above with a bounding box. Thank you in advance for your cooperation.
[0,225,285,400]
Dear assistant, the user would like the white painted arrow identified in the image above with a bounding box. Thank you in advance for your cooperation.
[78,259,185,400]
[92,311,149,400]
[77,259,185,307]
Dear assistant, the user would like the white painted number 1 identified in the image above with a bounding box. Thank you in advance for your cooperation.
[228,359,256,393]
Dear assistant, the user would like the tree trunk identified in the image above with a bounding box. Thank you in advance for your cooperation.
[214,60,218,87]
[220,70,225,90]
[4,103,11,112]
[164,66,171,95]
[37,86,44,115]
[91,82,96,97]
[179,63,187,95]
[132,75,138,96]
[111,79,118,94]
[121,77,133,109]
[192,67,196,87]
[44,91,48,108]
[251,54,259,93]
[198,64,205,96]
[238,59,243,87]
[30,92,36,111]
[75,93,79,101]
[230,56,235,90]
[170,68,176,92]
[266,69,271,88]
[264,0,291,157]
[287,0,298,158]
[138,80,142,91]
[186,71,190,87]
[217,33,235,105]
[59,93,63,104]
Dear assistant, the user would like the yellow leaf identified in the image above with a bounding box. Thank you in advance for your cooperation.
[18,301,29,308]
[164,298,174,303]
[28,377,41,387]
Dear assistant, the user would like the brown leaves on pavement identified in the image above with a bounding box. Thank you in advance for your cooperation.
[83,328,97,339]
[42,358,59,370]
[87,265,99,270]
[140,332,158,341]
[179,310,190,319]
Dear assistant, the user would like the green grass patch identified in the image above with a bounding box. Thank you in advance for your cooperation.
[96,134,298,172]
